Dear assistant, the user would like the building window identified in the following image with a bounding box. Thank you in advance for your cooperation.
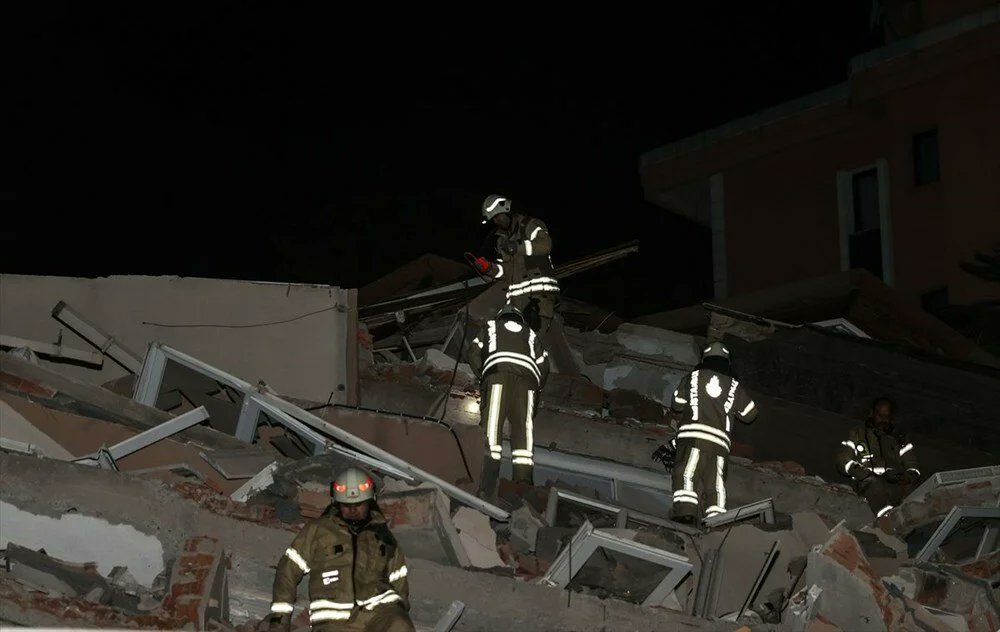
[850,168,884,281]
[837,159,894,286]
[913,129,940,186]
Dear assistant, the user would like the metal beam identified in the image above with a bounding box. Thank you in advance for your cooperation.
[87,406,209,463]
[0,334,103,369]
[132,343,510,521]
[50,301,144,373]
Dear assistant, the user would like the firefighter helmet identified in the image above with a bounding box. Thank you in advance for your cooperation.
[331,467,375,504]
[482,194,512,223]
[702,341,730,360]
[498,303,525,332]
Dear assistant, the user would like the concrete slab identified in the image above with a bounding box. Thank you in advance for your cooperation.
[695,523,807,618]
[0,396,75,460]
[1,392,243,495]
[452,507,505,569]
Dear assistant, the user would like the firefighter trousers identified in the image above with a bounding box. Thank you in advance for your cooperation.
[479,372,538,493]
[671,443,729,521]
[856,476,908,518]
[311,604,414,632]
[509,293,556,338]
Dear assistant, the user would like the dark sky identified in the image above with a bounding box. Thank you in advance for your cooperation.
[5,3,883,318]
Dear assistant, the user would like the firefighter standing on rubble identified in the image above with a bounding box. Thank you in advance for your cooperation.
[652,342,759,526]
[468,303,550,496]
[266,467,414,632]
[836,397,920,520]
[471,194,560,337]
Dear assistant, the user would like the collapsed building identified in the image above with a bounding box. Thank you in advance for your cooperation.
[0,265,998,632]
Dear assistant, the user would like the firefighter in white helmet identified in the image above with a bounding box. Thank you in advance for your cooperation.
[267,467,414,631]
[653,342,759,526]
[471,194,560,337]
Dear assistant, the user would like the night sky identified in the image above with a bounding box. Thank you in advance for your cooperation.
[6,3,882,318]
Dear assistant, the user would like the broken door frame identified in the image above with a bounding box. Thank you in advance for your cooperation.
[132,342,510,520]
[539,519,693,607]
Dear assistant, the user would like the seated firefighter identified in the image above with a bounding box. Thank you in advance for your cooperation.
[468,303,550,496]
[836,397,920,519]
[653,342,759,526]
[267,467,414,632]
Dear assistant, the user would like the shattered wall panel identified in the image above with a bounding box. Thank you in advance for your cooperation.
[0,392,245,495]
[0,274,353,404]
[0,500,165,586]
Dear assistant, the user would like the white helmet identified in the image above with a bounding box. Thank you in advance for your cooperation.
[482,194,512,223]
[332,467,375,504]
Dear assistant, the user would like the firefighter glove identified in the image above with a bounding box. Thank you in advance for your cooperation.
[498,239,519,256]
[651,443,676,470]
[850,463,872,481]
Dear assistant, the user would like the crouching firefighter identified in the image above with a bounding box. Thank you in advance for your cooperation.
[836,397,921,520]
[655,342,759,526]
[468,303,550,495]
[266,467,414,632]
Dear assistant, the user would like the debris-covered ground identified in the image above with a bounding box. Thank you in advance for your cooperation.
[1,271,998,631]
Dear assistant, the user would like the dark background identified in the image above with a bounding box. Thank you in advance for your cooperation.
[4,3,883,318]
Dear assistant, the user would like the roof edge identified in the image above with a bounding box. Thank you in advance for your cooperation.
[639,4,1000,170]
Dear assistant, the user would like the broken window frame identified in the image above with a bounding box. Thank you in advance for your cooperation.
[544,487,700,535]
[539,519,693,607]
[132,342,510,520]
[499,440,677,521]
[913,504,1000,564]
[702,498,776,529]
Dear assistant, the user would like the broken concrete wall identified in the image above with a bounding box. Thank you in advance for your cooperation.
[798,527,953,632]
[0,453,741,631]
[0,500,166,587]
[565,324,699,406]
[0,274,355,404]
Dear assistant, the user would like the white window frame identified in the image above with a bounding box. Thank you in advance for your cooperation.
[836,159,894,286]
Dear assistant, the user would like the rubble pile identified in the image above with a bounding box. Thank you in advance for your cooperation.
[1,272,998,630]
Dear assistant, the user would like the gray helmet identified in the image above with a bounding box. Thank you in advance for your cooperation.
[702,341,730,360]
[332,467,375,504]
[482,194,512,223]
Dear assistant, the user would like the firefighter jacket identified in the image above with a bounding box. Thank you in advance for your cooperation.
[269,508,409,626]
[836,421,919,482]
[469,317,550,389]
[489,213,559,302]
[670,368,758,454]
